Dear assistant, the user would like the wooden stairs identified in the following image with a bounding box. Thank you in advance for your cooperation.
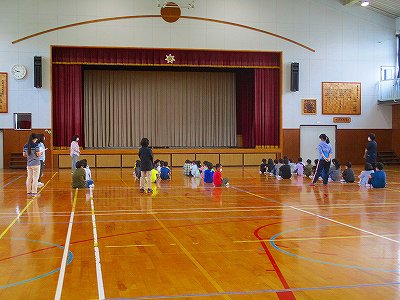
[377,151,400,165]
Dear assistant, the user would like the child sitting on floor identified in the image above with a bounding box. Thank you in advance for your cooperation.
[369,162,386,188]
[72,160,87,188]
[151,164,160,183]
[295,158,304,176]
[183,159,191,176]
[213,163,229,187]
[329,159,341,182]
[160,161,171,180]
[279,158,292,179]
[341,162,355,183]
[204,163,214,183]
[358,163,374,185]
[260,158,267,175]
[304,159,313,178]
[134,160,141,181]
[267,158,274,175]
[81,159,94,188]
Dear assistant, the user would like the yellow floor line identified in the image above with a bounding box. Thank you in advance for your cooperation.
[0,172,58,241]
[152,214,231,300]
[105,244,156,248]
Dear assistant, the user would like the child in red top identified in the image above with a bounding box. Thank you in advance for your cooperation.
[213,164,229,187]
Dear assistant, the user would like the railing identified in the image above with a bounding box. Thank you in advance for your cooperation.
[378,79,400,103]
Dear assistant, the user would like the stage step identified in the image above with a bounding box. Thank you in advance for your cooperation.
[377,151,400,165]
[10,153,26,169]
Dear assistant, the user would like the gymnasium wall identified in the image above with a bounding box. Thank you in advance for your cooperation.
[0,0,396,156]
[283,128,393,165]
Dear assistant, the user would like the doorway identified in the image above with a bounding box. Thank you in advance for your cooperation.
[300,125,336,162]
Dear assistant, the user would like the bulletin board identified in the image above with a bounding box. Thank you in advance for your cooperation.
[322,82,361,115]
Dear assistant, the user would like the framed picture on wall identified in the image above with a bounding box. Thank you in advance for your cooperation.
[302,98,317,115]
[322,82,361,115]
[0,72,8,113]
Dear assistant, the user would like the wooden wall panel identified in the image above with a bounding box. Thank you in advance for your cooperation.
[122,155,135,168]
[195,154,219,165]
[336,129,392,165]
[59,155,71,168]
[96,155,121,167]
[154,154,172,164]
[79,155,96,168]
[244,153,276,166]
[220,154,243,166]
[3,129,53,168]
[172,154,195,167]
[392,105,400,155]
[283,129,300,161]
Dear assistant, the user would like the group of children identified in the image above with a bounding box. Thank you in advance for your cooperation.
[72,159,94,188]
[183,160,229,187]
[134,159,172,183]
[260,157,386,188]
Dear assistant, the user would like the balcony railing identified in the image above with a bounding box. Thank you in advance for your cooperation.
[378,79,400,104]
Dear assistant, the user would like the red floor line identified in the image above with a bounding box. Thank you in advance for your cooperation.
[254,222,296,300]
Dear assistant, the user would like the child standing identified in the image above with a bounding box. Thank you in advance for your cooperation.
[70,135,80,173]
[369,162,386,188]
[342,162,355,183]
[204,163,214,183]
[295,158,304,176]
[358,163,374,185]
[37,134,47,187]
[259,158,267,175]
[160,161,171,180]
[213,164,229,187]
[138,137,154,193]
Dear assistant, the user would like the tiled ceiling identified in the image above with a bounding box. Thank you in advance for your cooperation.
[343,0,400,18]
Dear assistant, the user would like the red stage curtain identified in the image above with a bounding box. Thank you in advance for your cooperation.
[52,47,280,68]
[52,64,83,147]
[236,70,255,147]
[254,69,280,147]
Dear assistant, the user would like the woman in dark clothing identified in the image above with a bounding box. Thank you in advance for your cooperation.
[138,138,153,193]
[364,133,377,169]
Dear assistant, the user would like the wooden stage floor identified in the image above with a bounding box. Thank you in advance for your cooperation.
[1,166,400,299]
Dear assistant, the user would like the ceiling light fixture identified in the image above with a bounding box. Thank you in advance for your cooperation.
[361,0,369,7]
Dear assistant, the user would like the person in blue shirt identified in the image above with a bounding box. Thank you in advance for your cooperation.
[310,134,333,186]
[203,163,214,183]
[160,161,171,180]
[369,162,386,188]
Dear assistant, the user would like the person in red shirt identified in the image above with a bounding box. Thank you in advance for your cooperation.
[213,163,229,187]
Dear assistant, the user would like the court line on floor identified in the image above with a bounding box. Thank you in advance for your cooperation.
[89,187,106,300]
[231,186,400,245]
[54,188,78,300]
[0,172,57,241]
[0,175,23,189]
[108,281,400,299]
[152,214,232,300]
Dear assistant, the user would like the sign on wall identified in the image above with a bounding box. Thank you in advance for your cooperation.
[322,82,361,115]
[0,73,7,113]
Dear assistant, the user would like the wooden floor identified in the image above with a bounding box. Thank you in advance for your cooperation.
[1,166,400,299]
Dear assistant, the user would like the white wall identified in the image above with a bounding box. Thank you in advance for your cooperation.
[0,0,396,130]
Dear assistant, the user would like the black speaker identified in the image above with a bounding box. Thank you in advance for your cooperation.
[290,62,299,92]
[34,56,42,88]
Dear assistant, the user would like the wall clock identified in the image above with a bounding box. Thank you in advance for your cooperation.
[11,64,27,80]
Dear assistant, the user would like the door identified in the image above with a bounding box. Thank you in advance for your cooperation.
[300,126,336,162]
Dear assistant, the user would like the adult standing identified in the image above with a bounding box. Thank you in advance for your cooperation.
[37,134,47,187]
[310,134,333,186]
[70,135,80,172]
[138,137,153,193]
[364,133,377,169]
[23,133,41,195]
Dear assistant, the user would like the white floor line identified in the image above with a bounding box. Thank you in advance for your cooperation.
[232,186,400,245]
[54,188,78,300]
[90,187,106,300]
